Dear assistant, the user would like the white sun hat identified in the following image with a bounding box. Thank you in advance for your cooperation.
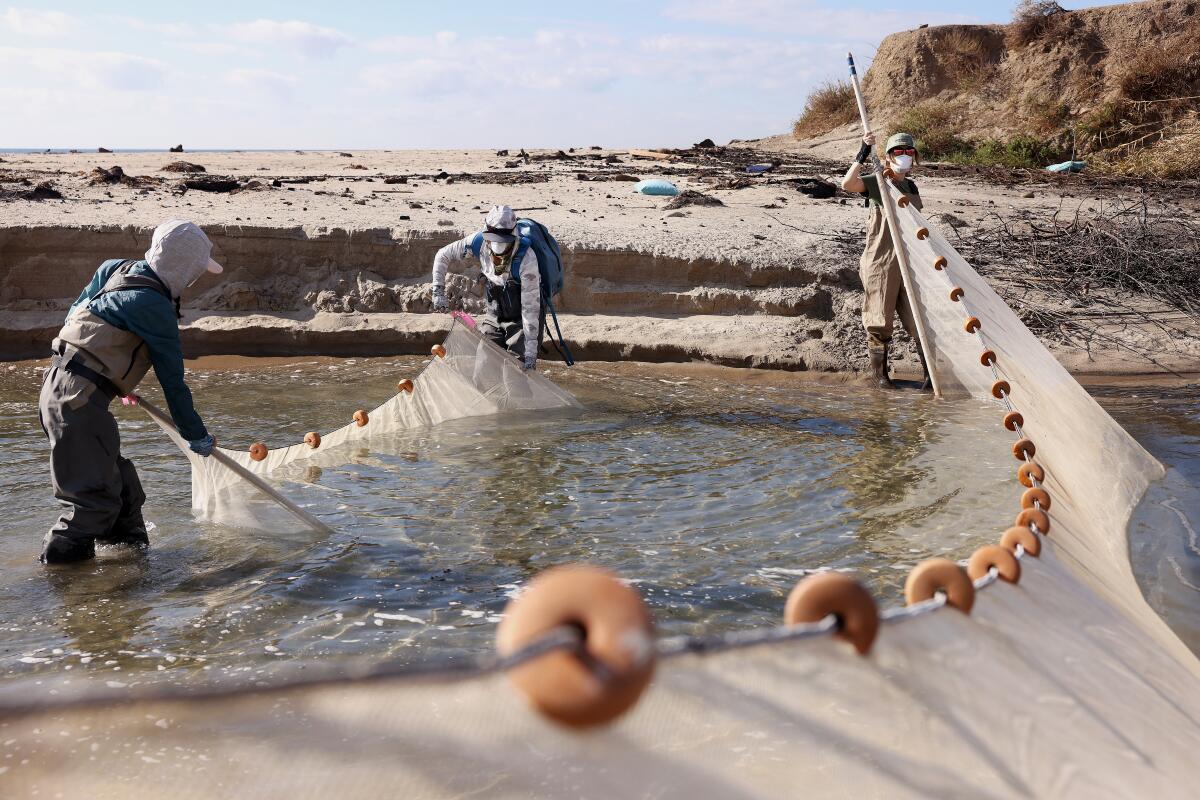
[483,205,517,243]
[144,220,224,297]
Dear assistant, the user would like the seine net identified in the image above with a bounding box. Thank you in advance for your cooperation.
[146,319,580,530]
[5,211,1200,799]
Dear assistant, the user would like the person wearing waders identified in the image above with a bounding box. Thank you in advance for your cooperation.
[841,131,930,390]
[38,220,222,564]
[431,205,541,370]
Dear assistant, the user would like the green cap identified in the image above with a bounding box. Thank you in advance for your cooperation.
[885,132,915,153]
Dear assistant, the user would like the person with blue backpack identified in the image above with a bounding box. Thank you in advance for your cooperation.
[38,220,222,564]
[431,205,573,369]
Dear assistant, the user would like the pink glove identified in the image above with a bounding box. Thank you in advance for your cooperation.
[122,394,140,406]
[452,310,478,330]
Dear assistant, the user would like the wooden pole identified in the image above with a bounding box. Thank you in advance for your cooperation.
[137,398,335,535]
[847,53,941,396]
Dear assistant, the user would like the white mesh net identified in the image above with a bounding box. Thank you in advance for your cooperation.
[146,320,580,530]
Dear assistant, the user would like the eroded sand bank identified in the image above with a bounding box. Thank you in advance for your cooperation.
[3,144,1197,375]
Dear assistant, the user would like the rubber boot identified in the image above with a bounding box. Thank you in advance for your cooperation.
[40,532,96,565]
[869,348,895,390]
[98,523,149,550]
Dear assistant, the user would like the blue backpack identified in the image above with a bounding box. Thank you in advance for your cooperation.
[469,218,574,365]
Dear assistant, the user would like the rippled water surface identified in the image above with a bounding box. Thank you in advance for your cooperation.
[1,358,1196,701]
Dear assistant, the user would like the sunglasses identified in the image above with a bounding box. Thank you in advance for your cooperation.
[889,148,917,157]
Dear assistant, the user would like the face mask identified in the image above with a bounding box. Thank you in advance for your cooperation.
[489,241,513,274]
[892,154,913,172]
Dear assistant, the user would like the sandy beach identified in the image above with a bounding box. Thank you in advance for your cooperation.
[3,137,1199,376]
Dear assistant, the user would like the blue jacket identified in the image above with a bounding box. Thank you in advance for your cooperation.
[72,260,207,441]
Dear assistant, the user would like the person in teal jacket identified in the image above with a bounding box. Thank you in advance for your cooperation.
[39,219,224,564]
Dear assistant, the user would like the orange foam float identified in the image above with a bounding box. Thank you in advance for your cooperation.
[1003,411,1024,431]
[991,380,1010,399]
[933,255,948,270]
[1001,525,1041,557]
[1021,486,1051,511]
[1017,507,1051,535]
[396,378,414,394]
[949,286,964,301]
[1012,437,1036,461]
[785,572,879,656]
[1017,461,1045,488]
[905,558,975,613]
[249,442,268,462]
[304,432,321,449]
[967,545,1021,584]
[964,316,982,334]
[353,409,369,427]
[916,227,930,240]
[980,349,997,367]
[431,344,447,359]
[497,565,655,728]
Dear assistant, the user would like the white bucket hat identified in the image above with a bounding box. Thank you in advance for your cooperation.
[483,205,517,243]
[144,220,224,297]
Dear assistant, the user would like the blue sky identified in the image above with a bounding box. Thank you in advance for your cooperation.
[0,1,1121,148]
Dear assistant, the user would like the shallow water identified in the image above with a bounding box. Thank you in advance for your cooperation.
[1106,383,1200,652]
[0,359,1196,702]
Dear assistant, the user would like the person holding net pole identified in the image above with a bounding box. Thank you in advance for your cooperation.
[38,220,221,564]
[841,131,931,390]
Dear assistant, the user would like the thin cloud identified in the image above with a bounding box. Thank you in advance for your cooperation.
[662,0,976,36]
[117,16,195,38]
[229,19,353,59]
[225,67,298,100]
[2,7,75,37]
[361,29,624,96]
[0,46,167,91]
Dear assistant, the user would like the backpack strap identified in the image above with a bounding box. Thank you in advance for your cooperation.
[540,291,574,367]
[509,236,531,282]
[468,232,485,258]
[94,260,181,319]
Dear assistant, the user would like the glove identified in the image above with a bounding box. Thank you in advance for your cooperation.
[432,289,449,313]
[856,141,873,165]
[523,354,537,371]
[188,434,216,457]
[121,394,140,406]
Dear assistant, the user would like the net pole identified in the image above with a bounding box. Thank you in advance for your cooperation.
[847,52,941,396]
[137,397,335,535]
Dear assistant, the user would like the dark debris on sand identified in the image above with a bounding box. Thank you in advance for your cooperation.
[162,161,207,173]
[87,166,160,188]
[175,176,244,193]
[0,179,64,201]
[665,190,725,209]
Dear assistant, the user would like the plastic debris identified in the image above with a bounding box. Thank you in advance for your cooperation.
[1046,160,1086,173]
[634,179,679,196]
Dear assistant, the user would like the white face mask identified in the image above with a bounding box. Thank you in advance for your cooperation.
[488,241,511,255]
[891,154,913,172]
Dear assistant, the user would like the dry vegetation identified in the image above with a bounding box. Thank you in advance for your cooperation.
[940,28,997,91]
[956,200,1200,361]
[1087,35,1200,178]
[791,80,858,139]
[1006,0,1069,49]
[793,1,1200,178]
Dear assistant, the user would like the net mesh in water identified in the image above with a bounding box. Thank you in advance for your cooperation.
[146,320,580,529]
